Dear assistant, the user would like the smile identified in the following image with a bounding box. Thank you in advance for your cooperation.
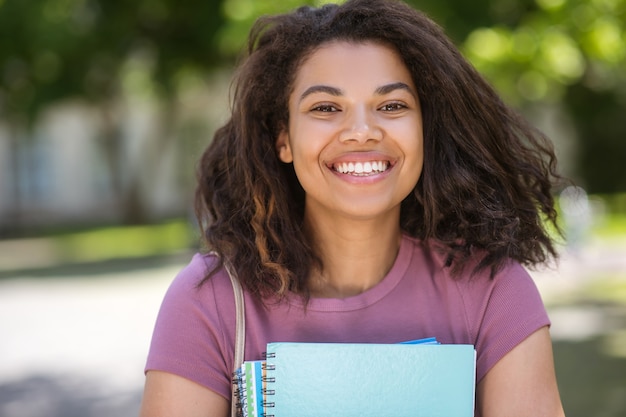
[333,161,389,176]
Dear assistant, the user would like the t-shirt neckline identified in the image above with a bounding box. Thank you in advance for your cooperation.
[286,234,414,312]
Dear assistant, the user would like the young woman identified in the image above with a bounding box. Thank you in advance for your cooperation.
[140,0,566,416]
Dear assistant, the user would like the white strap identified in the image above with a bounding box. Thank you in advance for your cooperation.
[224,259,245,417]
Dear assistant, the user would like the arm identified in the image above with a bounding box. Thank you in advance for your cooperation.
[139,371,230,417]
[477,326,565,417]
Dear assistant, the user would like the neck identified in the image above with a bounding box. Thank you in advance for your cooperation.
[305,213,403,298]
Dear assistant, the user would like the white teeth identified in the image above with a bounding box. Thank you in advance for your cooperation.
[334,161,389,175]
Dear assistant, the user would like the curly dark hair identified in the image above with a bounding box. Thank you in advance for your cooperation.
[195,0,562,299]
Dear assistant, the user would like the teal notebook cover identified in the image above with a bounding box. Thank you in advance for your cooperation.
[264,342,476,417]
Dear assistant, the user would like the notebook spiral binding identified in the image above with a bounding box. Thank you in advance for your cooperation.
[233,353,277,417]
[263,356,276,417]
[231,369,246,417]
[232,362,276,417]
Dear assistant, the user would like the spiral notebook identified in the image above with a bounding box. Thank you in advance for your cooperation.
[233,360,265,417]
[233,338,476,417]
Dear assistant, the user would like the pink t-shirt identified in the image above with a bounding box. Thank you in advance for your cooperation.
[145,234,549,401]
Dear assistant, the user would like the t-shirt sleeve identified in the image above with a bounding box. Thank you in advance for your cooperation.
[462,262,550,383]
[144,254,236,400]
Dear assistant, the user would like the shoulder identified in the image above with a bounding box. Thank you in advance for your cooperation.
[170,252,218,287]
[403,235,540,297]
[459,258,544,315]
[156,252,238,343]
[408,238,550,382]
[166,253,234,302]
[449,254,546,331]
[460,259,549,382]
[145,253,238,399]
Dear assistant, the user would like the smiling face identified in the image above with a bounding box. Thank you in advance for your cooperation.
[276,41,424,226]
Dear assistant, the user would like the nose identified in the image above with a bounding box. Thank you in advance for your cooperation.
[339,105,383,143]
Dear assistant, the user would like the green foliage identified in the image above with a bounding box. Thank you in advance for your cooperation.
[55,218,194,263]
[404,1,626,193]
[2,0,624,112]
[461,0,626,105]
[217,0,331,55]
[1,0,626,191]
[0,0,229,123]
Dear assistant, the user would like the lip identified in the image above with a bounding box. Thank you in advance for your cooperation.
[325,151,396,184]
[327,151,395,165]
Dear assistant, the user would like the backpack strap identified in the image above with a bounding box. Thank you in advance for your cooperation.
[224,258,245,417]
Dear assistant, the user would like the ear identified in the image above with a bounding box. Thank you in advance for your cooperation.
[275,130,293,163]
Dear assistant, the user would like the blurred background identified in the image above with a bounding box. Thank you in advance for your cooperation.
[0,0,625,416]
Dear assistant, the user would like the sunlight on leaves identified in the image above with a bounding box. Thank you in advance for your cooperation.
[540,30,585,83]
[585,18,625,63]
[536,0,567,12]
[223,0,256,21]
[465,27,511,62]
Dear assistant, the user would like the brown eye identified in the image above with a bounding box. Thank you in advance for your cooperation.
[379,102,407,112]
[312,105,339,112]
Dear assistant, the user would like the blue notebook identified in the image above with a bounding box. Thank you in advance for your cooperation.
[263,342,476,417]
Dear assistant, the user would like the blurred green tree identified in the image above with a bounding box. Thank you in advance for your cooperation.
[453,0,626,193]
[1,0,625,228]
[0,0,325,225]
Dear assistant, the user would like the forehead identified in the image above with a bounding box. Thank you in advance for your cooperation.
[291,41,414,94]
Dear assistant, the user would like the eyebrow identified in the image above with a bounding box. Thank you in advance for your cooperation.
[299,82,415,102]
[374,82,415,97]
[299,85,343,102]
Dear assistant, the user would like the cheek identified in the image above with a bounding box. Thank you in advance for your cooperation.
[403,133,425,181]
[409,120,424,162]
[415,139,424,166]
[289,128,330,164]
[288,140,321,182]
